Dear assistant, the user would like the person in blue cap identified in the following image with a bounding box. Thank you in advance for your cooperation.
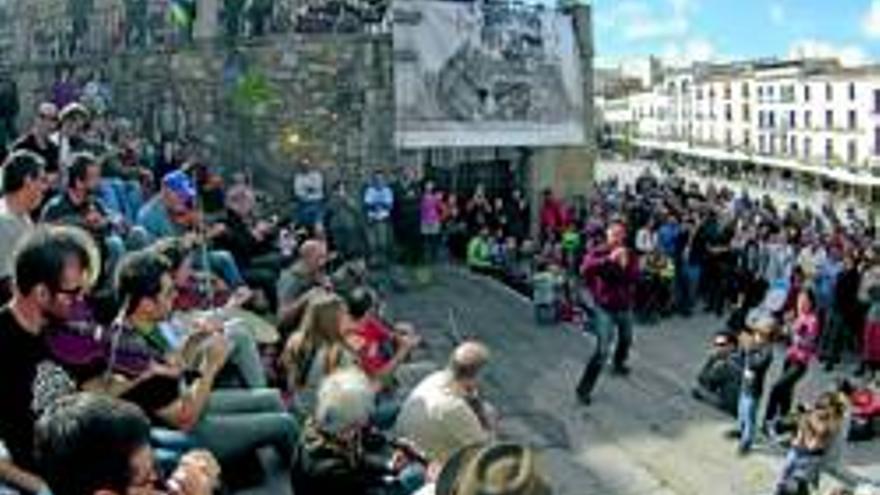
[136,169,248,290]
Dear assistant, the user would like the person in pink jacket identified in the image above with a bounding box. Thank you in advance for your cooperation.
[420,181,444,264]
[763,288,821,434]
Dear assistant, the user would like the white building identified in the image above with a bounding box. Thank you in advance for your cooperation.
[600,58,880,200]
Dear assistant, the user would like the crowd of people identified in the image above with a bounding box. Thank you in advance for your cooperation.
[0,95,557,495]
[1,87,880,494]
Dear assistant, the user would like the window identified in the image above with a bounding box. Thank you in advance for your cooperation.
[697,88,703,100]
[826,110,834,130]
[848,140,857,164]
[805,110,812,128]
[742,83,750,98]
[726,130,732,148]
[759,135,766,153]
[849,83,856,101]
[804,137,812,157]
[826,139,834,160]
[758,111,764,128]
[742,104,750,122]
[768,111,776,128]
[875,127,880,156]
[804,84,811,102]
[768,86,775,100]
[725,104,732,122]
[725,84,732,100]
[790,135,797,156]
[789,110,796,129]
[826,83,833,101]
[849,110,857,130]
[769,137,776,155]
[874,89,880,113]
[781,136,788,154]
[744,130,751,149]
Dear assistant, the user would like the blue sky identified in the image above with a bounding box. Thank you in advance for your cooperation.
[591,0,880,68]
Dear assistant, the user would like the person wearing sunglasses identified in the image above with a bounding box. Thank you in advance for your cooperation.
[0,226,100,494]
[12,103,60,176]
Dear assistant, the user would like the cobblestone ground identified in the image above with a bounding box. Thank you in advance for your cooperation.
[389,269,879,495]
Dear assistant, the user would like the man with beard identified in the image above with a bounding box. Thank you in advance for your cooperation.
[0,226,99,491]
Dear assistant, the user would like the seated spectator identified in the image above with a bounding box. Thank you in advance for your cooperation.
[277,239,332,316]
[12,103,60,175]
[136,169,247,290]
[415,443,552,495]
[395,341,496,464]
[0,226,101,491]
[149,240,274,387]
[0,150,47,303]
[345,287,422,386]
[36,393,220,495]
[282,292,357,418]
[109,250,298,463]
[41,152,131,281]
[293,368,426,495]
[466,227,493,274]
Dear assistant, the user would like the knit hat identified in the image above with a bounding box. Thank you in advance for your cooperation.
[437,444,552,495]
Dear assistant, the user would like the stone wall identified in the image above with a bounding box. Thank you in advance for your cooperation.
[14,34,395,196]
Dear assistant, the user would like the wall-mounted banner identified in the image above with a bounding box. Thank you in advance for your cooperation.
[393,1,585,148]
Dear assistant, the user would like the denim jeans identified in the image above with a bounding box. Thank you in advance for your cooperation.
[576,308,633,398]
[738,391,758,451]
[190,249,246,288]
[100,178,143,225]
[191,389,298,462]
[684,262,702,312]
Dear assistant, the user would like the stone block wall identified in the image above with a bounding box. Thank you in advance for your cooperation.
[14,33,395,197]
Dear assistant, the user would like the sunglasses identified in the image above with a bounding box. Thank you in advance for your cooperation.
[53,285,85,298]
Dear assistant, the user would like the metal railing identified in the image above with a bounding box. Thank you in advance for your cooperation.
[9,0,391,65]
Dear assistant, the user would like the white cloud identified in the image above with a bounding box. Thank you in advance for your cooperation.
[602,0,699,41]
[769,2,785,26]
[661,38,716,67]
[788,39,870,67]
[864,0,880,39]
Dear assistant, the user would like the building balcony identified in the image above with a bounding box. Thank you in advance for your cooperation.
[9,1,390,65]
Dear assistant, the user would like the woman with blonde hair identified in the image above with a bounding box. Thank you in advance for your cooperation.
[282,292,358,418]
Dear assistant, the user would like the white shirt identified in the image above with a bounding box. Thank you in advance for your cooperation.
[635,228,657,254]
[294,170,325,202]
[395,370,491,463]
[0,199,34,278]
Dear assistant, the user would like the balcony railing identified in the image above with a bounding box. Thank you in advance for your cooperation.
[9,0,391,65]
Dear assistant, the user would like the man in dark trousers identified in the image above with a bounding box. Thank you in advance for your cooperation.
[576,221,639,405]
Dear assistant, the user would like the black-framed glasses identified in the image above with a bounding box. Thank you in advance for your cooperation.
[53,285,85,298]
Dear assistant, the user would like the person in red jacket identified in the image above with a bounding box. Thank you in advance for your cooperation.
[539,189,565,244]
[576,221,640,405]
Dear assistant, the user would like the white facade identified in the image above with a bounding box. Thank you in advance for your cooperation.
[601,58,880,186]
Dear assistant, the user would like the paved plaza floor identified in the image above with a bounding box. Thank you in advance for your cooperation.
[391,269,879,495]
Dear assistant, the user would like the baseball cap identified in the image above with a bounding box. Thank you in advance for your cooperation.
[162,169,196,206]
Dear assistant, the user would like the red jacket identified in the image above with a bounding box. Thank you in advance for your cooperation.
[580,246,640,312]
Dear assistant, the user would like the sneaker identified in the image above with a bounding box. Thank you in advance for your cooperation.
[576,393,592,406]
[737,444,751,457]
[724,429,741,440]
[611,364,631,376]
